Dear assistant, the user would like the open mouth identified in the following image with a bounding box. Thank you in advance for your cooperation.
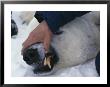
[33,54,54,74]
[22,43,59,74]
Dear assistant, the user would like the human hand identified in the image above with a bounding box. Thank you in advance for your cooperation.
[21,20,53,55]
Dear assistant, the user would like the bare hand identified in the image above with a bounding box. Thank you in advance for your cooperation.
[21,20,53,54]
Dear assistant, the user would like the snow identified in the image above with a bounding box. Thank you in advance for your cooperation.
[11,11,99,77]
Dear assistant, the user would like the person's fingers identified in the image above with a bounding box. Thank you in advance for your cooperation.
[43,41,49,52]
[21,20,53,55]
[43,35,51,52]
[21,35,43,55]
[21,39,32,55]
[43,30,53,53]
[22,37,30,47]
[21,40,39,55]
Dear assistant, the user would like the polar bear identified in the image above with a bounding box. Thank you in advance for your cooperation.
[24,11,100,73]
[51,11,100,69]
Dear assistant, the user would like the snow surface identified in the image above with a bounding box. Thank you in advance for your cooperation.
[11,12,99,77]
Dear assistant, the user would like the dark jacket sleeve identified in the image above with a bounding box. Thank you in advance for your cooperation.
[34,11,90,34]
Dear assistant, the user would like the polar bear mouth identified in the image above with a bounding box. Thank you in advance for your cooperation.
[22,43,59,74]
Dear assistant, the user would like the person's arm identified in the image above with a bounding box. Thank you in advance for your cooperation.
[34,11,90,34]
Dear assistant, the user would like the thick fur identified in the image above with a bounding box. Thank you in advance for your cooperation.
[51,11,100,69]
[25,11,100,70]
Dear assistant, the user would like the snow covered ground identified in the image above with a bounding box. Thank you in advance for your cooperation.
[11,11,99,77]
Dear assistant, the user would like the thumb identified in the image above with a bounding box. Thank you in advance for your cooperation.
[43,38,51,53]
[43,41,49,53]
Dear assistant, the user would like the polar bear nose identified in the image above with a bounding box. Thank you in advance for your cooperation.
[23,48,41,65]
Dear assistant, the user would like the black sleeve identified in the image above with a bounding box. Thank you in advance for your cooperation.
[34,11,90,34]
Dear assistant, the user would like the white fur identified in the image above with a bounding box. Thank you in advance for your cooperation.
[52,11,100,69]
[26,11,100,70]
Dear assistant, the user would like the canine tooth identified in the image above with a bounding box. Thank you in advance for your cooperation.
[47,57,51,69]
[47,61,51,69]
[44,56,52,69]
[44,57,47,65]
